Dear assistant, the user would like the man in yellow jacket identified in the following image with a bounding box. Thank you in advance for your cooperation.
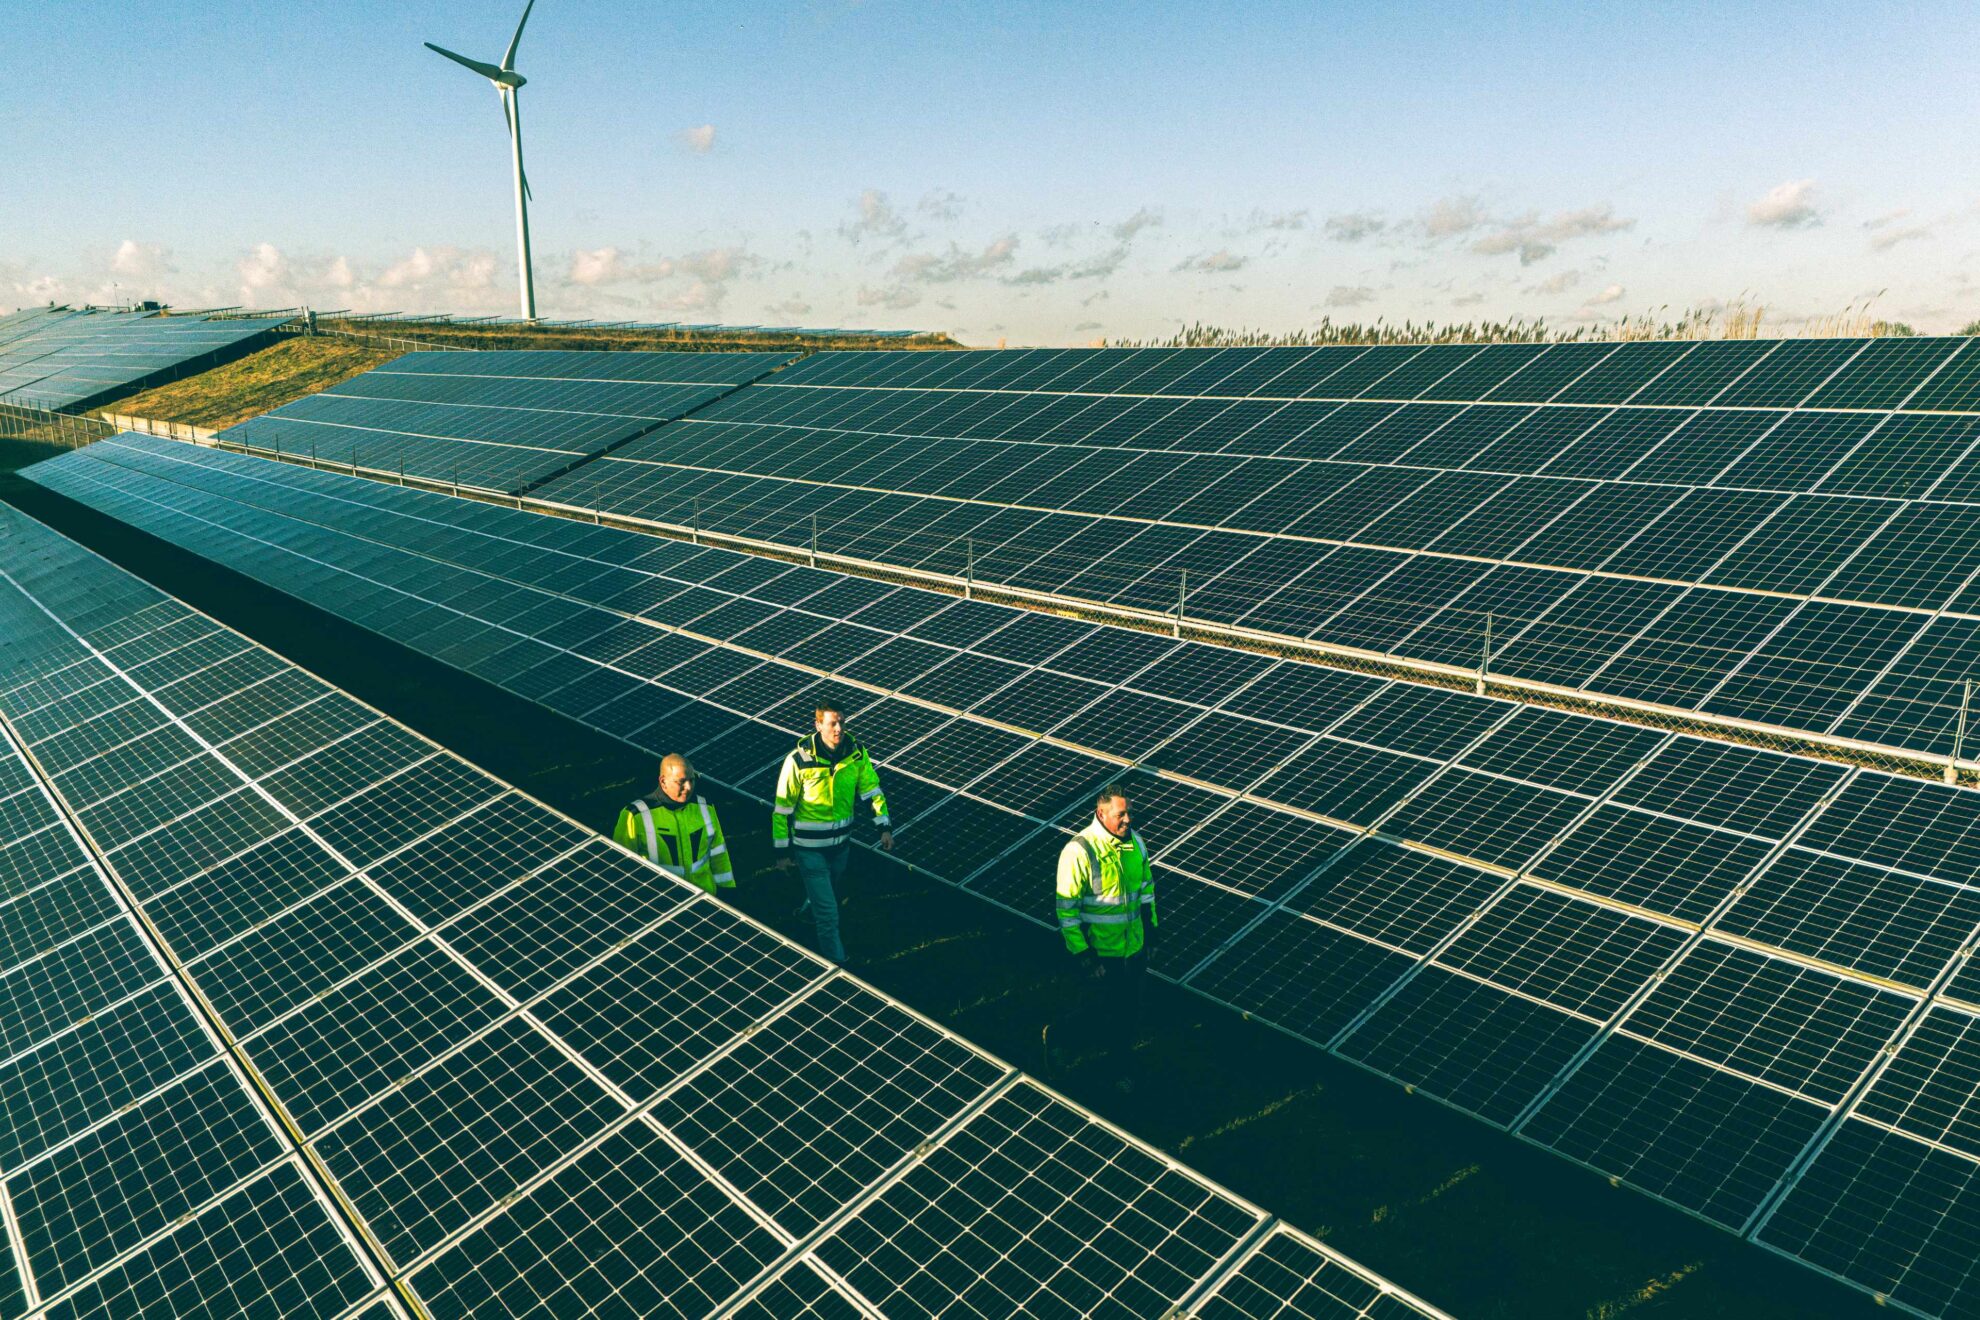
[771,698,893,964]
[1048,783,1156,1089]
[612,754,734,896]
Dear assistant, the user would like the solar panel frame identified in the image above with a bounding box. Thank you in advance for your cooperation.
[40,432,1980,1316]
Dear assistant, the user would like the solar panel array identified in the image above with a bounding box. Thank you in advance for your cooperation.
[214,350,798,496]
[0,310,288,413]
[0,500,1440,1320]
[523,338,1980,761]
[33,432,1980,1316]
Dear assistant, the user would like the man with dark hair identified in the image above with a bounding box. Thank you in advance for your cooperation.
[1047,783,1156,1090]
[612,754,734,896]
[771,697,893,963]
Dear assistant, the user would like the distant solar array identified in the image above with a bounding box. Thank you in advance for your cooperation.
[0,308,288,412]
[215,350,797,496]
[523,338,1980,761]
[0,501,1440,1319]
[326,311,929,340]
[35,432,1980,1317]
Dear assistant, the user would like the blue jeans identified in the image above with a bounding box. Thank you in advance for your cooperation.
[794,844,849,964]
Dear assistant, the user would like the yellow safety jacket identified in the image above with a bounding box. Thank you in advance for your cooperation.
[771,733,889,850]
[1056,818,1156,957]
[613,793,734,894]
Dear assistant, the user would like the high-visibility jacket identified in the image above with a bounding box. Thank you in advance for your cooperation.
[771,733,889,850]
[1056,818,1156,957]
[613,793,734,894]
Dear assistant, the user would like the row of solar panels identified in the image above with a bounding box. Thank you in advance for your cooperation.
[774,337,1980,411]
[330,313,926,339]
[0,503,1441,1319]
[0,308,288,413]
[211,342,1980,764]
[32,433,1980,1318]
[220,350,798,495]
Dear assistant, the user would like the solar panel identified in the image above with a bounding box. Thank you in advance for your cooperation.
[34,432,1980,1312]
[0,310,287,412]
[0,499,1444,1319]
[517,338,1980,762]
[215,350,797,496]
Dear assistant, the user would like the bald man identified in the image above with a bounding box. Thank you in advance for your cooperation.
[612,754,735,896]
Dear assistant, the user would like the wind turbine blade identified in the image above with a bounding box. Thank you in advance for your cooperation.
[502,0,535,71]
[425,42,505,81]
[503,89,533,202]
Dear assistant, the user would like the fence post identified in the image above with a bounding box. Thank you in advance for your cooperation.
[810,512,819,568]
[310,440,317,468]
[964,537,974,599]
[1476,614,1493,696]
[1949,679,1973,785]
[692,498,701,545]
[1174,569,1186,638]
[398,456,406,486]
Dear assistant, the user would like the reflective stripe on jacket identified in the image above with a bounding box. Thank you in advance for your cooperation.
[771,733,889,850]
[613,793,734,894]
[1055,818,1155,957]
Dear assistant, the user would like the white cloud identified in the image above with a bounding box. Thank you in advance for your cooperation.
[1747,178,1822,229]
[675,123,716,154]
[560,244,758,312]
[1586,282,1626,305]
[1474,205,1633,265]
[1424,195,1488,238]
[918,189,964,221]
[1451,291,1486,307]
[1527,270,1582,295]
[1870,225,1931,251]
[237,243,292,296]
[110,239,174,281]
[1326,285,1377,308]
[568,246,627,285]
[1175,249,1248,274]
[1110,207,1162,241]
[1073,320,1102,332]
[841,189,909,244]
[324,256,356,290]
[1325,212,1387,242]
[1243,208,1309,233]
[856,283,921,309]
[891,235,1019,285]
[379,245,498,292]
[1864,209,1930,251]
[766,296,813,316]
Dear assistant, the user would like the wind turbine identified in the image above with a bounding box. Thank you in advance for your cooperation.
[425,1,539,321]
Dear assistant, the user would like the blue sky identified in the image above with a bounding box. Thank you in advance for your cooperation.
[5,1,1977,343]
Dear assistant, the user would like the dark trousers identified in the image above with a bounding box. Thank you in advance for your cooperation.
[1051,952,1147,1071]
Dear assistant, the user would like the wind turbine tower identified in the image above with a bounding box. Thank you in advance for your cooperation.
[425,1,539,321]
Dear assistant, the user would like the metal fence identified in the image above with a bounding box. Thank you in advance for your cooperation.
[0,402,117,450]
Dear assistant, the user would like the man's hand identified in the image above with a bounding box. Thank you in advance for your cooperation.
[877,830,895,853]
[774,856,795,872]
[1080,947,1106,980]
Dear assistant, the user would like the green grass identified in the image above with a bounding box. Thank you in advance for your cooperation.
[94,337,399,430]
[309,316,962,354]
[0,451,1881,1320]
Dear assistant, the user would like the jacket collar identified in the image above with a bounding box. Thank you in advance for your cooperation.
[1080,817,1130,852]
[800,732,859,764]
